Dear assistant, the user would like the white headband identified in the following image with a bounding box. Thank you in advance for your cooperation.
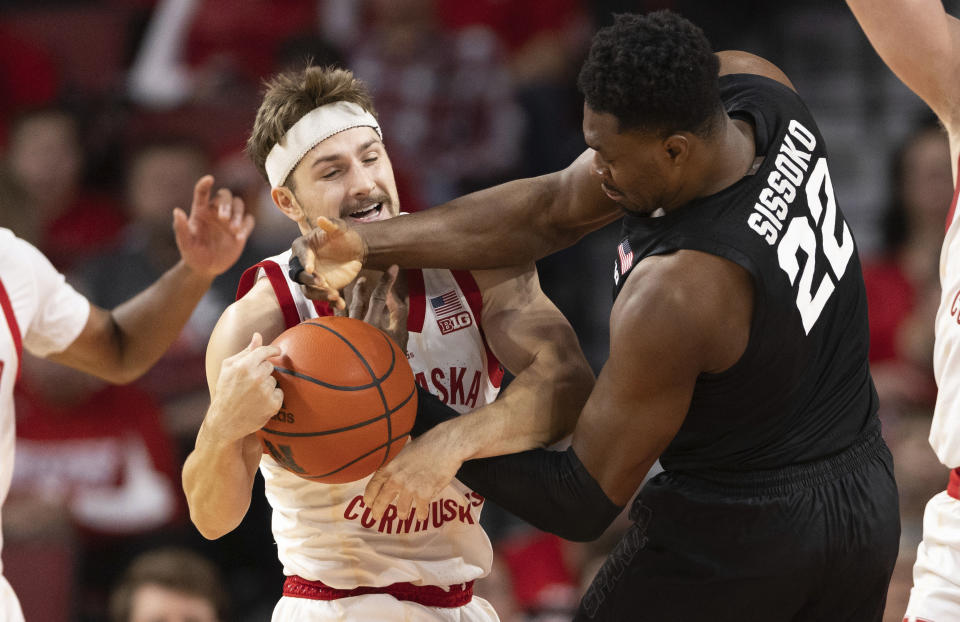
[265,101,382,188]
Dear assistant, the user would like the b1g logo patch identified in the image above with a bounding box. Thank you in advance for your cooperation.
[431,290,473,335]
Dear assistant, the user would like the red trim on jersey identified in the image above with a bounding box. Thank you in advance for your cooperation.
[237,261,300,329]
[451,270,504,388]
[0,277,22,382]
[406,268,426,333]
[282,576,474,608]
[948,467,960,501]
[311,299,334,318]
[946,153,960,231]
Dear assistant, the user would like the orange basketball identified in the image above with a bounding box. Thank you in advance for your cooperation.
[256,316,417,484]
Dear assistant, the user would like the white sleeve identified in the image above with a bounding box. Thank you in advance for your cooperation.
[15,238,91,358]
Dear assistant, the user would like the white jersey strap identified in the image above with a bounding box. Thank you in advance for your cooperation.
[0,278,22,381]
[237,259,333,329]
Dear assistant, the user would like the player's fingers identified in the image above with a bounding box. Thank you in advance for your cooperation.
[385,271,404,314]
[256,359,276,377]
[172,207,189,236]
[253,344,282,362]
[269,387,284,412]
[230,196,245,231]
[291,235,317,275]
[299,281,333,302]
[315,216,344,234]
[365,267,397,322]
[363,472,386,508]
[257,374,277,397]
[298,269,325,289]
[369,479,399,521]
[414,495,431,522]
[394,489,415,520]
[192,175,214,213]
[348,277,368,319]
[216,188,233,222]
[247,332,263,351]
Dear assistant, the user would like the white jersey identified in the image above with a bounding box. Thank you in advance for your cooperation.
[908,156,960,621]
[236,250,502,590]
[932,158,960,468]
[0,228,90,621]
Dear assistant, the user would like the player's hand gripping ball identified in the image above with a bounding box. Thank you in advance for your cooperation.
[256,316,418,483]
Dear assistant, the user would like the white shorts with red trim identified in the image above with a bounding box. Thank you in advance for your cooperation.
[271,592,500,621]
[904,486,960,622]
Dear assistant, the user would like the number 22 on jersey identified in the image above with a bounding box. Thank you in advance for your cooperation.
[776,157,854,334]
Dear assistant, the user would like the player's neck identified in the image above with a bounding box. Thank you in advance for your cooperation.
[697,117,757,199]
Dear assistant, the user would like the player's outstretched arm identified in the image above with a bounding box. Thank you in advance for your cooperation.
[46,175,255,384]
[363,264,595,521]
[183,280,285,540]
[847,0,960,130]
[292,151,621,305]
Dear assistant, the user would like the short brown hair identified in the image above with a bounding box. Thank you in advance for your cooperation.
[109,547,228,622]
[247,66,377,182]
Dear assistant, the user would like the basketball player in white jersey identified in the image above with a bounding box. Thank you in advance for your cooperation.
[847,1,960,619]
[0,175,253,621]
[181,66,594,621]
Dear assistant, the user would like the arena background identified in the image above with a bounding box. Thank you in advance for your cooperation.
[0,0,952,620]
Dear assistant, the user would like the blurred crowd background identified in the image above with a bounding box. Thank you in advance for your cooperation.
[0,0,954,620]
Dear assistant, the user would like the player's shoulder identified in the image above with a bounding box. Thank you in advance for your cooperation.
[0,228,43,267]
[617,250,752,331]
[717,50,796,93]
[0,228,70,303]
[614,250,753,370]
[216,278,286,346]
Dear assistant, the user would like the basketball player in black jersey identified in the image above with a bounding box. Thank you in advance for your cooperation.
[290,11,900,620]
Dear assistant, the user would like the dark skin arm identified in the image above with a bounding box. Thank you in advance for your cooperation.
[314,148,620,272]
[569,251,753,504]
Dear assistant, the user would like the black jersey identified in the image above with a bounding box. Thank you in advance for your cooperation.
[612,73,878,473]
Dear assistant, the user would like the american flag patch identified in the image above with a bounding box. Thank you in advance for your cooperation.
[431,290,473,335]
[618,239,634,274]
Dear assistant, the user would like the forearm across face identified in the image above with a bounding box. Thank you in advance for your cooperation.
[358,176,560,270]
[361,154,619,270]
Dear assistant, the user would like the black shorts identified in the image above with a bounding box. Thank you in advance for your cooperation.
[576,425,900,621]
